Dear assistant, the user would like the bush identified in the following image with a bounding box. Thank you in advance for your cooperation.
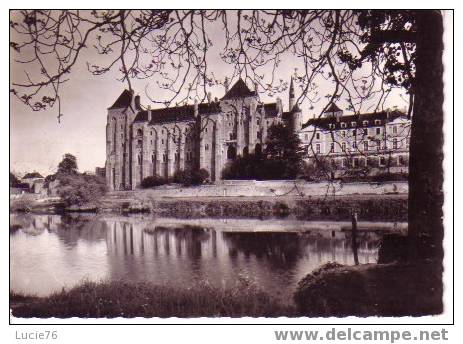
[140,175,167,189]
[222,153,266,180]
[173,168,209,186]
[57,173,107,206]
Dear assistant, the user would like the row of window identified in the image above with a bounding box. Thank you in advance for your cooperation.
[326,119,384,130]
[328,155,408,168]
[137,151,196,165]
[304,126,405,142]
[314,138,408,154]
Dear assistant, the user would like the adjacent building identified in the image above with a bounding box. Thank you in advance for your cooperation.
[299,104,411,179]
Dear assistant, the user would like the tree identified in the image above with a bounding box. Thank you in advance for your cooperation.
[140,175,167,189]
[222,153,264,180]
[173,168,210,186]
[264,123,305,179]
[57,174,106,206]
[57,153,78,175]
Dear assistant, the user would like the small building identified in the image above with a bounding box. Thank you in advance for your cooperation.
[95,167,106,178]
[21,172,45,194]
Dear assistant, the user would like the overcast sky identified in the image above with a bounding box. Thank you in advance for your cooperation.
[10,10,407,177]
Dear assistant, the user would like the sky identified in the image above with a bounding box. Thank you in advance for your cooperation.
[9,10,408,177]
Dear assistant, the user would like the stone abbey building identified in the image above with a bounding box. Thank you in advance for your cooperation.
[105,77,410,191]
[106,78,303,190]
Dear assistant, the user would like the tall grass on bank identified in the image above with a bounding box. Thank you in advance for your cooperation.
[11,278,295,318]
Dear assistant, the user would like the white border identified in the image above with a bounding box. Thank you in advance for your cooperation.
[3,2,456,343]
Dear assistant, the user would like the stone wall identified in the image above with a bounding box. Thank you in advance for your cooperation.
[130,180,408,198]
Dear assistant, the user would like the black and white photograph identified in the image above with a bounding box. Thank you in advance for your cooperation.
[7,6,454,334]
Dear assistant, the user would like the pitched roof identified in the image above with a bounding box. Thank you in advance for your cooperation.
[134,102,221,124]
[23,172,43,179]
[302,110,407,131]
[324,103,342,113]
[108,89,133,110]
[221,78,256,100]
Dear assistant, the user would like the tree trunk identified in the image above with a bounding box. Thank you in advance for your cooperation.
[408,10,444,262]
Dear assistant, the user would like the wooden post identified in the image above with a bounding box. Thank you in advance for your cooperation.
[351,211,359,265]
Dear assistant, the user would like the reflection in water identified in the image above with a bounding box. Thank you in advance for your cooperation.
[10,213,404,303]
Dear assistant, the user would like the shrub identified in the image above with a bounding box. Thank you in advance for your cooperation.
[173,168,209,186]
[222,153,266,180]
[57,173,107,207]
[140,175,167,189]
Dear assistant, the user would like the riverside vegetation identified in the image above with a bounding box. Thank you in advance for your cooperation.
[10,261,442,318]
[11,278,295,318]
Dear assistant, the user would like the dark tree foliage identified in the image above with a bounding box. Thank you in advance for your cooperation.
[264,123,305,179]
[223,123,304,180]
[9,172,21,187]
[140,175,167,189]
[57,153,78,175]
[172,168,210,186]
[57,174,106,207]
[222,153,265,180]
[44,154,107,205]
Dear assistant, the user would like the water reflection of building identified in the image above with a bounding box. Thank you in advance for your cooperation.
[11,214,394,300]
[102,217,384,300]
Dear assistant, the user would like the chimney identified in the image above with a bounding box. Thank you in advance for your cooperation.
[134,95,141,110]
[194,98,199,117]
[207,92,212,103]
[147,105,152,122]
[224,77,229,93]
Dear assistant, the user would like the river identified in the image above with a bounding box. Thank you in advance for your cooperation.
[10,213,406,304]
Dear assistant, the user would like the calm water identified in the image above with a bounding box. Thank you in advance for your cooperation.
[10,213,406,303]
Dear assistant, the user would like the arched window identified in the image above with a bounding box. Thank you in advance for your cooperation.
[255,143,262,156]
[227,145,237,160]
[243,146,249,157]
[137,128,143,137]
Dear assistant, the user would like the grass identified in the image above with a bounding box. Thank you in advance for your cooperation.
[11,262,443,319]
[10,278,295,318]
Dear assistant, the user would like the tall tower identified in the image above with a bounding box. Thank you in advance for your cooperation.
[106,89,138,191]
[288,76,295,111]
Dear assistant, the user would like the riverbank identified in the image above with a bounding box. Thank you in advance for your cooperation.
[11,193,408,221]
[11,261,442,319]
[102,193,408,221]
